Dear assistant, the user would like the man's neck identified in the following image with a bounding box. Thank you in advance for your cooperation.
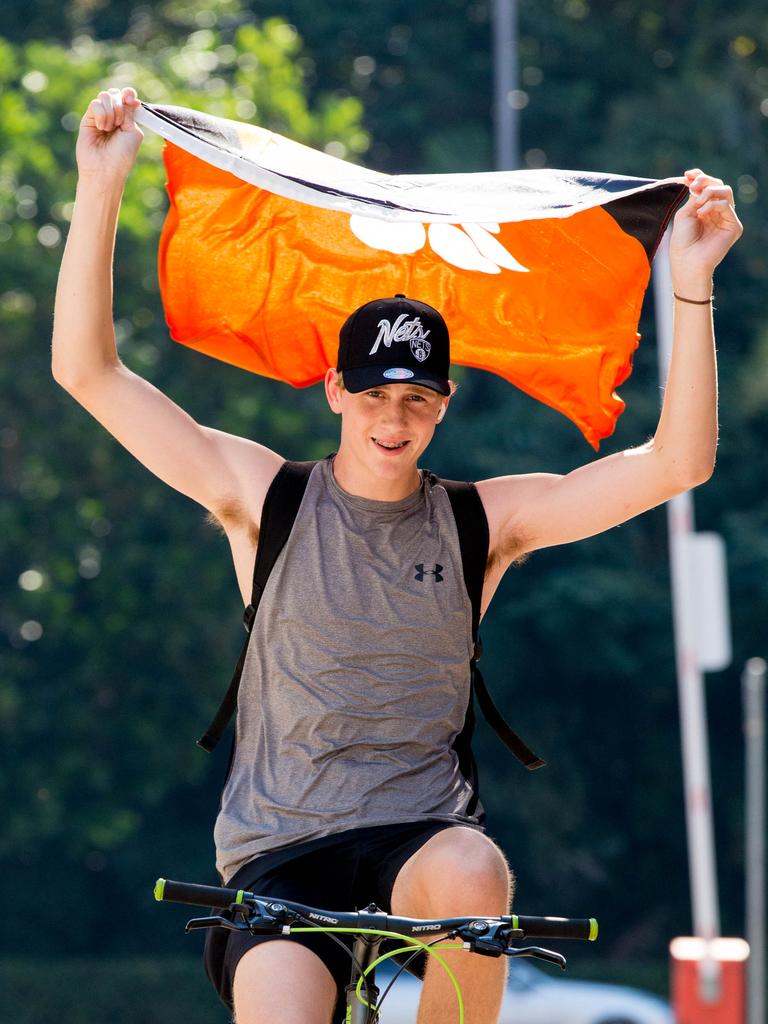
[331,448,422,501]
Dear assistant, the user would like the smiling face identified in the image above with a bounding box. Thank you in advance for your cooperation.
[324,368,450,498]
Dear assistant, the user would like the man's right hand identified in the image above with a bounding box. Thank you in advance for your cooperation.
[76,86,144,184]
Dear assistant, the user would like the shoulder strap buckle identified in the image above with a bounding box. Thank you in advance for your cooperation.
[242,604,256,633]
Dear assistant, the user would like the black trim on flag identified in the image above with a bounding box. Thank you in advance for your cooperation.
[268,172,441,215]
[145,103,243,151]
[142,102,441,217]
[603,183,689,263]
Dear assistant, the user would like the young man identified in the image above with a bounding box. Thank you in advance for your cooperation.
[52,86,741,1024]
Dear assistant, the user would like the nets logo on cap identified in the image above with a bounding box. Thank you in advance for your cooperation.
[369,314,432,363]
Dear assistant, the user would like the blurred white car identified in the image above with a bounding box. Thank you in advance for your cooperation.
[373,957,673,1024]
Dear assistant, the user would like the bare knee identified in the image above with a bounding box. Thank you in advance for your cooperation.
[392,828,513,918]
[232,940,337,1024]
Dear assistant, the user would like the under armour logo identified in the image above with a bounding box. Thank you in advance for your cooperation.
[415,563,443,582]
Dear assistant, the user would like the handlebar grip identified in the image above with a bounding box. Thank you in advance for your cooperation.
[512,915,598,941]
[154,878,248,910]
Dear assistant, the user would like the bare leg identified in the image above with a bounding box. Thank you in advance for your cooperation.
[416,944,508,1024]
[232,940,338,1024]
[390,826,513,1024]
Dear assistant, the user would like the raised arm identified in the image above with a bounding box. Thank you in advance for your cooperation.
[51,86,283,528]
[477,168,743,572]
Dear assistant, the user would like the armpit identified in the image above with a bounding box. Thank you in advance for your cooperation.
[486,527,531,576]
[204,496,260,547]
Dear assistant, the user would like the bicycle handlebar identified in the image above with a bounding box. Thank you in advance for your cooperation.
[154,878,598,942]
[156,878,242,910]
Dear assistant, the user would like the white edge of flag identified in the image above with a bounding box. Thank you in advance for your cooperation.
[134,102,686,227]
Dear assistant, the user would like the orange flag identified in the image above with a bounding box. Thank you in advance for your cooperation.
[136,102,687,448]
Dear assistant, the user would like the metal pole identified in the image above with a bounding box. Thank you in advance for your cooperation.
[743,657,766,1024]
[653,233,722,1001]
[493,0,519,170]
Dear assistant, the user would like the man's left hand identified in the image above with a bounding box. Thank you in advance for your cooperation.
[669,168,743,284]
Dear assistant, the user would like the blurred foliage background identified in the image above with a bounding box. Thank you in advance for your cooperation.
[1,0,766,1018]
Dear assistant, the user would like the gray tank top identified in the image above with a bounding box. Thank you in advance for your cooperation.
[214,457,483,882]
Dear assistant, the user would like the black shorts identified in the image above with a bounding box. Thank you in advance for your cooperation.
[203,819,481,1022]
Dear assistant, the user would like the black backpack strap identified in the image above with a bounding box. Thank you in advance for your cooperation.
[439,476,546,772]
[472,666,545,770]
[439,479,487,642]
[196,459,317,752]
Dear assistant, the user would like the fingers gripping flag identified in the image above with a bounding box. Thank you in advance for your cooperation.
[135,102,687,448]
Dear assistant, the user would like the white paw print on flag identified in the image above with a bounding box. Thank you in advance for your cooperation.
[349,215,530,275]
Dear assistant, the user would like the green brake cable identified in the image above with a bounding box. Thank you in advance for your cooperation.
[291,927,465,1023]
[354,942,466,1014]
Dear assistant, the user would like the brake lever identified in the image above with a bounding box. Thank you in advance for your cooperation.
[185,899,289,936]
[505,945,567,971]
[185,914,250,934]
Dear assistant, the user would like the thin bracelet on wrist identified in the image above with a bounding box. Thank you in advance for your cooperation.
[673,292,714,305]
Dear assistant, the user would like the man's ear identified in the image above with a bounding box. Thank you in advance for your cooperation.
[436,396,450,423]
[325,367,343,414]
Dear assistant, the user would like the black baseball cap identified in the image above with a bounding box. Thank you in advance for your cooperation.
[337,294,451,396]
